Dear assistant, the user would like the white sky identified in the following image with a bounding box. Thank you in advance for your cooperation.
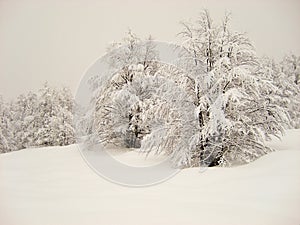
[0,0,300,100]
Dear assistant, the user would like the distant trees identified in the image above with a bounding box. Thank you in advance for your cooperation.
[258,56,300,129]
[280,54,300,128]
[0,96,16,153]
[12,91,38,149]
[35,84,75,146]
[0,83,75,153]
[281,54,300,85]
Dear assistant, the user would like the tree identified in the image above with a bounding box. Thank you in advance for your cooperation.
[139,75,197,166]
[83,12,292,168]
[281,54,300,85]
[93,64,160,147]
[35,83,75,147]
[280,54,300,128]
[1,84,75,153]
[88,31,159,147]
[258,56,300,129]
[11,92,38,149]
[172,10,288,167]
[0,96,16,153]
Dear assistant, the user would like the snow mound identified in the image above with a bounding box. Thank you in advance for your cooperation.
[0,130,300,225]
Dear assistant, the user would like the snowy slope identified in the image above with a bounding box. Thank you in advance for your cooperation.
[0,130,300,225]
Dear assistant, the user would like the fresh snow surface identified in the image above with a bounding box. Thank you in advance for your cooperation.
[0,130,300,225]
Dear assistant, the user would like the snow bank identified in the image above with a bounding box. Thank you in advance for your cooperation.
[0,130,300,225]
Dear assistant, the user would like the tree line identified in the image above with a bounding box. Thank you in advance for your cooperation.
[0,83,75,153]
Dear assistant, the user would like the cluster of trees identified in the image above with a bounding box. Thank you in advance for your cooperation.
[0,83,75,153]
[1,11,299,168]
[258,55,300,129]
[86,11,300,167]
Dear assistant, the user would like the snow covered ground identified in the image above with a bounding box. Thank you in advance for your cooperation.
[0,130,300,225]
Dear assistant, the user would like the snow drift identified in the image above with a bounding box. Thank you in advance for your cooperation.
[0,130,300,225]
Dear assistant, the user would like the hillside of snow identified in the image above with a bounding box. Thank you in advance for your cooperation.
[0,130,300,225]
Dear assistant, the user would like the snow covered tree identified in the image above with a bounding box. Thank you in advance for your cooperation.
[88,31,160,147]
[281,54,300,85]
[11,92,38,149]
[279,55,300,127]
[55,87,75,145]
[173,10,289,167]
[0,96,16,153]
[80,13,292,168]
[139,75,197,166]
[35,83,75,147]
[93,64,157,147]
[1,84,75,153]
[107,30,158,80]
[258,56,300,128]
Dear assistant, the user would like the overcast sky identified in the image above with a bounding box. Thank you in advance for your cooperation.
[1,0,300,100]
